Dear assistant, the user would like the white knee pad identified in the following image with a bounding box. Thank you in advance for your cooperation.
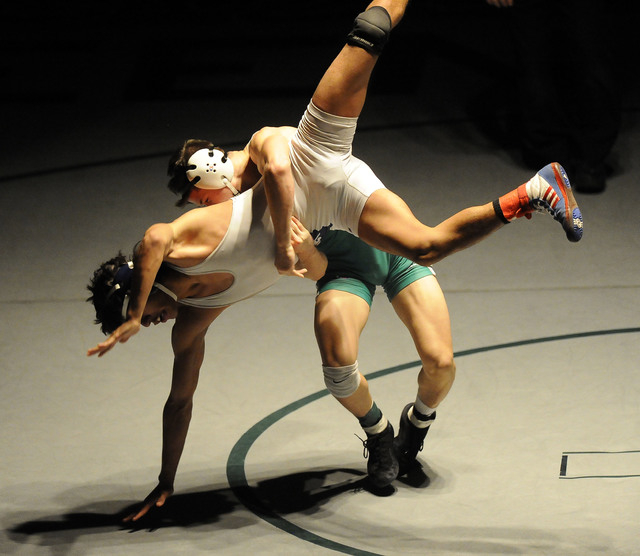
[323,362,361,398]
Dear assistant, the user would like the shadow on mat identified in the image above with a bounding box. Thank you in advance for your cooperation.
[238,467,373,516]
[8,465,417,544]
[233,462,431,521]
[8,487,241,540]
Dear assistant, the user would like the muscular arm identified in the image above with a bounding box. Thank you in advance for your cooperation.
[87,223,175,357]
[249,127,303,277]
[158,306,223,487]
[125,305,225,522]
[129,224,175,322]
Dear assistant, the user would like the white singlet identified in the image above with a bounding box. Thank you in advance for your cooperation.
[165,102,386,308]
[290,101,386,235]
[167,185,280,308]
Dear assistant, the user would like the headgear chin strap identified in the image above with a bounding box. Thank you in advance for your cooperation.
[152,282,178,302]
[186,147,238,195]
[122,283,179,321]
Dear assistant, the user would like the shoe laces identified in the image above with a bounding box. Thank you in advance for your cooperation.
[355,432,392,462]
[531,198,558,218]
[355,433,371,459]
[527,176,560,217]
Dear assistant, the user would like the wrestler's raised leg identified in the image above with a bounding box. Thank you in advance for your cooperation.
[311,0,409,118]
[358,162,583,268]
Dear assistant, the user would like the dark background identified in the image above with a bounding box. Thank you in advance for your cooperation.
[2,2,637,106]
[1,0,638,179]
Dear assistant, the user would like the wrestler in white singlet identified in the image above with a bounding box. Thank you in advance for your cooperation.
[167,184,279,308]
[290,101,386,236]
[168,101,385,308]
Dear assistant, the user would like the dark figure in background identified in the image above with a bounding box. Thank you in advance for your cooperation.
[488,0,620,193]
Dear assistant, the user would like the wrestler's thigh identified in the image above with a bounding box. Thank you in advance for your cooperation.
[390,275,453,364]
[314,289,371,366]
[358,188,433,260]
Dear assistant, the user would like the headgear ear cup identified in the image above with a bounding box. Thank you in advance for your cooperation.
[186,147,236,191]
[104,261,135,321]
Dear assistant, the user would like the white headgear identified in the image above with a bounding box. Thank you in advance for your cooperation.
[186,147,238,194]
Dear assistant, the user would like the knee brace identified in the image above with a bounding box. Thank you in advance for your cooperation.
[323,362,361,398]
[347,6,392,55]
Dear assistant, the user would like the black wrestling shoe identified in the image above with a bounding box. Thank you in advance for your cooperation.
[393,404,435,476]
[361,422,399,488]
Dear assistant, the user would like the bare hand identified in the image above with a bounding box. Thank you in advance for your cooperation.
[123,483,174,523]
[275,243,306,278]
[87,319,141,357]
[290,216,314,254]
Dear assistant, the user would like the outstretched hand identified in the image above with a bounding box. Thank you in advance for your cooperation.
[87,319,141,357]
[123,483,174,523]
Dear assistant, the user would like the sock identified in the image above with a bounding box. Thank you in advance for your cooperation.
[409,397,436,429]
[359,402,388,436]
[494,183,533,223]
